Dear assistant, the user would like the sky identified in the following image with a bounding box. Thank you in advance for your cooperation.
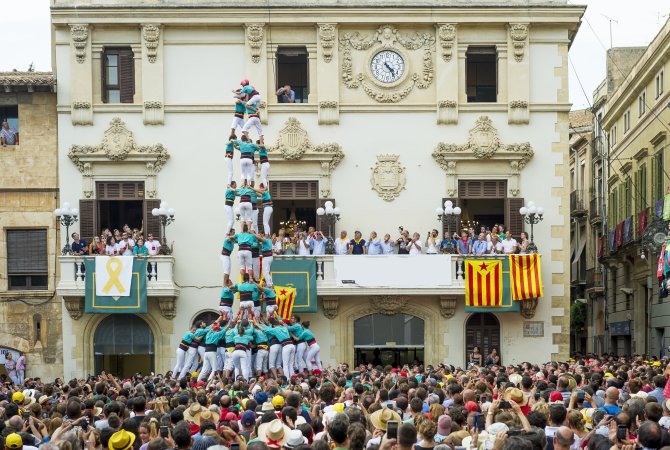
[2,0,669,110]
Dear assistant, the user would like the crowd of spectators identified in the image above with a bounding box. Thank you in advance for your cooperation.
[70,225,165,257]
[4,355,670,450]
[271,224,530,257]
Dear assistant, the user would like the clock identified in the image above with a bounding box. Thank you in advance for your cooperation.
[370,50,405,84]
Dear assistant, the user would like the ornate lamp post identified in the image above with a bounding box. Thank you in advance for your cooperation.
[519,201,544,253]
[436,200,461,253]
[151,201,175,255]
[54,202,79,255]
[317,201,341,255]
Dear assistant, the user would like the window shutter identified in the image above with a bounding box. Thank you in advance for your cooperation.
[651,156,658,205]
[144,199,162,241]
[441,197,458,235]
[316,199,335,236]
[79,199,97,245]
[7,230,48,274]
[119,50,135,104]
[101,51,108,103]
[505,197,525,238]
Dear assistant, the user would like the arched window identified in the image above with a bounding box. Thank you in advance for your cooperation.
[353,314,424,368]
[94,315,154,377]
[192,311,220,327]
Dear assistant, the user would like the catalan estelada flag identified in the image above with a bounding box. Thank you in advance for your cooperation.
[274,286,296,320]
[509,254,544,300]
[465,260,503,307]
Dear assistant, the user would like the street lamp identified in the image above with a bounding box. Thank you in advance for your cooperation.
[151,201,176,255]
[54,202,79,255]
[316,201,341,255]
[436,200,461,253]
[519,201,544,253]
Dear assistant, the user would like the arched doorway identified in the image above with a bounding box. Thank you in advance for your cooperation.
[354,314,424,367]
[94,315,154,377]
[465,313,501,364]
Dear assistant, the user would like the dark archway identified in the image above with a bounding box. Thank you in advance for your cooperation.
[465,313,501,365]
[354,313,424,368]
[94,315,154,377]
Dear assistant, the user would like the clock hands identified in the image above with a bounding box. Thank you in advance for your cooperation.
[384,61,396,77]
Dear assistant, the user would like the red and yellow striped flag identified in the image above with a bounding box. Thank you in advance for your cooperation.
[274,286,296,320]
[465,260,503,307]
[509,254,544,300]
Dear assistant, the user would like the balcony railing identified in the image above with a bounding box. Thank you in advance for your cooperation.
[590,196,603,223]
[571,190,587,217]
[56,255,179,298]
[585,268,604,291]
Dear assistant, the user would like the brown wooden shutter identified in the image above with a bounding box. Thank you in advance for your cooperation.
[119,49,135,104]
[505,197,525,238]
[144,199,162,241]
[458,180,506,199]
[269,181,318,200]
[316,199,335,236]
[79,199,97,244]
[101,51,108,103]
[7,230,48,275]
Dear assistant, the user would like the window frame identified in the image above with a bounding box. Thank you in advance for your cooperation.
[465,46,498,103]
[656,70,665,99]
[623,110,630,134]
[638,92,646,117]
[6,228,49,291]
[275,47,310,104]
[101,47,135,104]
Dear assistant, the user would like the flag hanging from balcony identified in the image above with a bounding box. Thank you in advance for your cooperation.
[509,254,544,301]
[663,194,670,220]
[269,257,317,312]
[274,286,296,321]
[638,208,649,237]
[464,260,503,307]
[84,257,147,314]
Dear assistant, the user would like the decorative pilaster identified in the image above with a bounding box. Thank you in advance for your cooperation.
[438,296,458,319]
[245,23,265,63]
[71,102,92,126]
[318,24,337,63]
[509,24,529,63]
[318,101,339,125]
[63,297,84,320]
[508,100,529,125]
[436,24,457,62]
[143,101,164,125]
[142,24,161,63]
[437,100,458,125]
[69,25,89,64]
[322,296,339,319]
[435,24,459,125]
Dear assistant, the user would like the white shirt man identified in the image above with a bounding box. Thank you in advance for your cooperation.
[119,234,135,256]
[408,233,423,255]
[144,235,161,256]
[500,235,518,254]
[334,231,350,255]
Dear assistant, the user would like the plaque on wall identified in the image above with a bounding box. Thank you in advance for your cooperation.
[523,321,544,337]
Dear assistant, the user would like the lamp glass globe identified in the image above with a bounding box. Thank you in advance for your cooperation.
[324,201,334,209]
[325,205,334,214]
[445,206,453,215]
[436,207,444,215]
[151,208,159,216]
[333,206,341,215]
[317,208,325,216]
[527,201,535,208]
[453,206,462,215]
[537,207,544,216]
[54,208,62,216]
[519,207,528,216]
[71,208,79,217]
[168,208,175,216]
[528,206,537,215]
[62,202,70,210]
[444,200,453,208]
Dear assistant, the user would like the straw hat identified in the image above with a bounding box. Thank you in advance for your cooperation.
[258,419,291,448]
[109,430,136,450]
[285,429,307,448]
[503,387,528,406]
[508,373,523,387]
[370,408,402,431]
[184,403,205,423]
[197,409,221,425]
[261,401,275,412]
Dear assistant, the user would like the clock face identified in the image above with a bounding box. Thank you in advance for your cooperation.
[371,50,405,83]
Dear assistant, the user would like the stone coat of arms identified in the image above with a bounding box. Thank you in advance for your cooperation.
[370,154,406,201]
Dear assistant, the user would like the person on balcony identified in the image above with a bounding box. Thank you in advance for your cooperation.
[471,233,488,256]
[118,232,135,256]
[425,230,439,255]
[456,231,471,256]
[381,233,395,254]
[310,231,327,256]
[397,229,410,254]
[501,233,519,255]
[408,232,423,255]
[366,231,382,255]
[334,230,350,255]
[519,232,530,254]
[297,232,311,256]
[133,238,149,258]
[0,121,17,146]
[89,235,104,255]
[104,236,120,256]
[439,231,457,254]
[144,234,161,256]
[487,235,503,255]
[349,231,367,255]
[71,233,87,255]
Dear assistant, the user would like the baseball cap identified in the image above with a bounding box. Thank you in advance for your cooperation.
[11,392,24,404]
[549,391,564,403]
[272,395,285,409]
[255,392,269,405]
[5,434,22,449]
[241,410,256,427]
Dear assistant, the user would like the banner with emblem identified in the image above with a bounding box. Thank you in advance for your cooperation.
[84,257,147,314]
[269,257,317,312]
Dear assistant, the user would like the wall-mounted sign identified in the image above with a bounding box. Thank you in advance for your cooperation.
[523,321,544,337]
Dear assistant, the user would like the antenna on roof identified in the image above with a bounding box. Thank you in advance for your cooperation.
[601,14,618,49]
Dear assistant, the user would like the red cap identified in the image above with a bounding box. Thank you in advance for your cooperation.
[465,401,479,413]
[240,79,250,86]
[400,371,408,377]
[313,369,322,375]
[550,391,563,403]
[197,380,205,387]
[224,412,238,422]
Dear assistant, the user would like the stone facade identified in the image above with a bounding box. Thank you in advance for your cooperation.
[0,78,63,380]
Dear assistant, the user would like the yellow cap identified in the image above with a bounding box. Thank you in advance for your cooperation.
[333,403,344,413]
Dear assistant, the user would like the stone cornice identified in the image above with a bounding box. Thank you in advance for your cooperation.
[0,72,55,87]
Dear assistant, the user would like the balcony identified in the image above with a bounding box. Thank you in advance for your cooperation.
[590,196,603,225]
[570,190,588,219]
[585,268,604,294]
[56,255,180,320]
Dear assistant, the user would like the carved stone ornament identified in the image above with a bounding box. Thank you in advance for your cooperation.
[158,297,177,319]
[72,101,92,126]
[437,24,457,62]
[318,101,339,125]
[340,24,435,103]
[509,24,529,63]
[520,298,539,319]
[63,296,84,320]
[370,154,406,201]
[245,23,265,64]
[318,23,337,63]
[70,24,89,64]
[69,118,170,172]
[143,101,164,125]
[439,296,458,319]
[322,297,339,320]
[142,24,161,63]
[437,100,458,125]
[508,100,529,125]
[370,296,408,315]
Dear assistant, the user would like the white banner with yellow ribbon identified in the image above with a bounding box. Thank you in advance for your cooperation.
[95,256,134,297]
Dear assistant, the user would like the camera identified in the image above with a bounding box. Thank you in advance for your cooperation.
[398,226,403,231]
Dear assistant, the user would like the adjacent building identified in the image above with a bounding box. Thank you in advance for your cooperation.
[52,0,585,378]
[0,72,63,379]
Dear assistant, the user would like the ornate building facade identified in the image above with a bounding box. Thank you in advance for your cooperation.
[52,0,585,378]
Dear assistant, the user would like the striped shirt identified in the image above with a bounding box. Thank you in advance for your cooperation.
[1,128,17,145]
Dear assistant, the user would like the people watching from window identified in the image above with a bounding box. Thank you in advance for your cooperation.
[408,232,423,255]
[0,121,17,146]
[89,235,104,255]
[501,232,519,255]
[349,231,366,255]
[119,232,135,256]
[334,230,349,255]
[133,238,149,258]
[397,229,410,254]
[105,236,120,256]
[276,85,295,103]
[471,232,488,256]
[366,231,382,255]
[425,229,439,254]
[71,233,87,255]
[145,234,161,256]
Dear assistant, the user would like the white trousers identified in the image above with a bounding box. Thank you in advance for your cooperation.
[282,344,296,377]
[252,209,259,232]
[239,202,252,222]
[260,162,270,186]
[295,342,307,372]
[252,306,261,320]
[266,304,278,318]
[225,157,234,185]
[269,344,282,369]
[253,257,261,281]
[255,348,269,373]
[262,255,273,286]
[179,347,198,379]
[220,254,231,276]
[219,305,233,319]
[242,116,263,138]
[240,158,254,183]
[217,347,227,371]
[239,250,253,272]
[232,349,247,380]
[262,207,273,235]
[306,343,322,371]
[224,350,235,371]
[246,349,253,378]
[230,116,245,132]
[198,351,218,381]
[173,348,186,375]
[224,205,235,235]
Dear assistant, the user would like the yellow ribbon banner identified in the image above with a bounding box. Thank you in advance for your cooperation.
[95,256,133,297]
[102,257,126,294]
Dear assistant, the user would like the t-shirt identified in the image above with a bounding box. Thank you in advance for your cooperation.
[145,240,161,256]
[234,140,259,156]
[367,239,382,255]
[334,238,349,255]
[501,238,518,254]
[71,240,87,254]
[350,239,366,254]
[409,240,423,255]
[235,282,258,302]
[397,238,409,254]
[235,232,257,248]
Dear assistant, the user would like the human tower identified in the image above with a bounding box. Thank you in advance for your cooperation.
[171,80,323,383]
